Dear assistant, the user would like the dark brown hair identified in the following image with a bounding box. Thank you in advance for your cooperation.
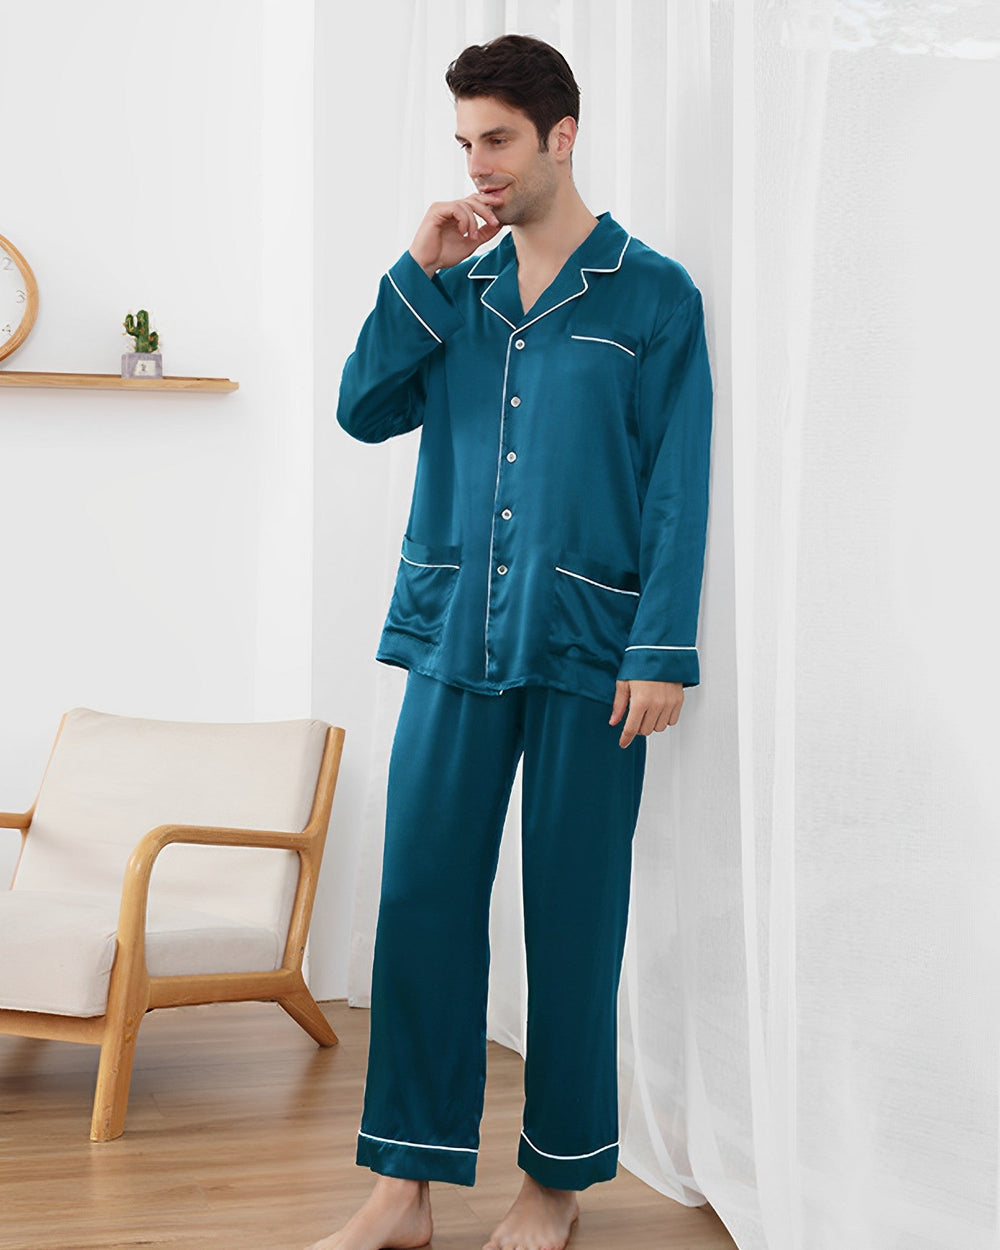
[445,34,580,151]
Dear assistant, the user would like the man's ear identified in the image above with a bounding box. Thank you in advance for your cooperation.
[549,115,578,162]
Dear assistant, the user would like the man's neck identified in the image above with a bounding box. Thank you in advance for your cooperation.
[510,184,599,276]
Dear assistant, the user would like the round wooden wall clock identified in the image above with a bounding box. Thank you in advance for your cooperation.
[0,233,39,362]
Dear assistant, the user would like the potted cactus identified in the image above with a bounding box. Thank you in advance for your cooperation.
[121,309,162,378]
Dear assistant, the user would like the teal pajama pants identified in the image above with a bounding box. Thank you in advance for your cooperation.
[356,671,646,1190]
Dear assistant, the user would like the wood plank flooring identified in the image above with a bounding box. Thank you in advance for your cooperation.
[0,1001,737,1250]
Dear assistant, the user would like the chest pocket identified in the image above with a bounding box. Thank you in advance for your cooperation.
[565,324,639,404]
[563,324,641,437]
[568,327,640,359]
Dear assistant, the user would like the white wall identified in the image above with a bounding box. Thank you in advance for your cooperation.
[0,2,324,979]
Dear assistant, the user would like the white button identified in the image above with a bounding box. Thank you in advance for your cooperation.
[510,396,521,407]
[506,451,517,462]
[497,565,508,575]
[501,509,512,520]
[515,339,525,350]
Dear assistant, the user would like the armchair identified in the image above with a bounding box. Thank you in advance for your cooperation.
[0,707,345,1140]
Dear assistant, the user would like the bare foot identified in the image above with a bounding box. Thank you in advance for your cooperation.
[306,1175,433,1250]
[483,1174,579,1250]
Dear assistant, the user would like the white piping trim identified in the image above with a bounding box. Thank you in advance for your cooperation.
[386,271,442,344]
[555,567,640,597]
[571,334,636,357]
[480,278,518,329]
[468,250,501,279]
[520,1130,618,1162]
[484,335,516,676]
[511,236,632,336]
[585,234,632,275]
[359,1131,478,1155]
[624,644,697,651]
[400,554,460,570]
[475,233,633,332]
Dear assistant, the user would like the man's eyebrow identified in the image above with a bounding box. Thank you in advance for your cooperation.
[454,125,517,143]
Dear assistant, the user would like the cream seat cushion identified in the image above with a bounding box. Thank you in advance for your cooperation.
[0,891,282,1017]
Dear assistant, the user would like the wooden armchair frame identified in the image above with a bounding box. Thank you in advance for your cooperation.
[0,716,345,1141]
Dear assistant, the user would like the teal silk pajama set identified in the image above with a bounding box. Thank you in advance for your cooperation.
[338,212,713,1190]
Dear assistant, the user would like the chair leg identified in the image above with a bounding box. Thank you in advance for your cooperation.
[90,1001,145,1142]
[277,980,339,1047]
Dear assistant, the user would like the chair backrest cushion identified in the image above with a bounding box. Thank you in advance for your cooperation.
[12,708,329,941]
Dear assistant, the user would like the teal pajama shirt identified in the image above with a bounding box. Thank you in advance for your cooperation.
[338,212,712,1189]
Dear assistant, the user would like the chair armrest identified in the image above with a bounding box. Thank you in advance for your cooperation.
[116,822,314,949]
[133,821,311,862]
[0,810,32,830]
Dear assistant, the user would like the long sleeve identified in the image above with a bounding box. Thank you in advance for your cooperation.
[337,250,465,444]
[617,288,713,687]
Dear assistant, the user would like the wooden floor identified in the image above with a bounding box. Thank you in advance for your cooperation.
[0,1000,737,1250]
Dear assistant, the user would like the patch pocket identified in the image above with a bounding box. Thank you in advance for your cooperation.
[385,536,462,645]
[549,553,640,672]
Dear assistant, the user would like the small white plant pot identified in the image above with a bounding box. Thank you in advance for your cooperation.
[121,352,163,379]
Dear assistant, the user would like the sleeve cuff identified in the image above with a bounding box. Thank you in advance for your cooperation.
[617,645,700,688]
[386,251,465,344]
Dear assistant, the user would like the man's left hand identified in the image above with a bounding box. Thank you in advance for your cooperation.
[609,680,684,748]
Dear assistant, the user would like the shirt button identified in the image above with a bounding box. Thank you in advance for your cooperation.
[510,396,521,407]
[501,508,512,520]
[497,565,508,576]
[514,339,525,350]
[506,451,517,462]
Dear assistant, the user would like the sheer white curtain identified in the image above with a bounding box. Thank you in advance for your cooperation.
[338,3,1000,1247]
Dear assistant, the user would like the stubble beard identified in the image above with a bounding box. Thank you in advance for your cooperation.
[492,159,559,228]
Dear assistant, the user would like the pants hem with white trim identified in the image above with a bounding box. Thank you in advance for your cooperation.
[357,671,645,1191]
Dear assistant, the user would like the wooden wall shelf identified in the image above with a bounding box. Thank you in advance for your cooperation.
[0,371,238,393]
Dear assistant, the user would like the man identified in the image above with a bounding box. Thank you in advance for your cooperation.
[310,33,712,1250]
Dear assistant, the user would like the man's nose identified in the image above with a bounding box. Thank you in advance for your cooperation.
[467,146,493,179]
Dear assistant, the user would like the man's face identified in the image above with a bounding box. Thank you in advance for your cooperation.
[454,96,560,227]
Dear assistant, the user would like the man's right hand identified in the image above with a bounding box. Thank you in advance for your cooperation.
[409,194,504,278]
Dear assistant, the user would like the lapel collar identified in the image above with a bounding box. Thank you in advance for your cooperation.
[468,213,631,332]
[468,234,520,329]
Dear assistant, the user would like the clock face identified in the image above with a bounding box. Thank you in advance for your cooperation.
[0,234,38,362]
